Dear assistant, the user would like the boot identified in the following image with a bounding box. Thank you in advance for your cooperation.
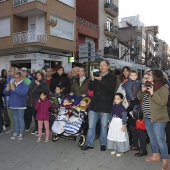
[145,153,161,162]
[162,159,169,170]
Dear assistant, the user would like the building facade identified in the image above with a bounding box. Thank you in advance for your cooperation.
[0,0,76,71]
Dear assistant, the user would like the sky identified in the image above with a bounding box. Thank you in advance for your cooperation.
[119,0,170,46]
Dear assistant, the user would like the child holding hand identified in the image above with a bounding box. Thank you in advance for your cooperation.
[107,93,130,157]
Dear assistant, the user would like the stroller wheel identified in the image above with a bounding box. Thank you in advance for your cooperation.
[76,133,86,147]
[52,133,59,142]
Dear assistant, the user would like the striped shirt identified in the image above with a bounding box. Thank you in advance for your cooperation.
[141,93,151,119]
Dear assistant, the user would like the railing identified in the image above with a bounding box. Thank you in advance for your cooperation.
[13,0,47,7]
[105,1,119,14]
[13,30,47,44]
[104,23,118,34]
[76,16,99,32]
[104,47,119,57]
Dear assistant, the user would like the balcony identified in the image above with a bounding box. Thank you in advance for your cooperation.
[154,36,159,42]
[13,0,47,7]
[13,30,47,45]
[104,47,118,58]
[104,23,118,38]
[104,1,118,17]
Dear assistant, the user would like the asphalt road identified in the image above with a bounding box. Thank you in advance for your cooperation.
[0,129,163,170]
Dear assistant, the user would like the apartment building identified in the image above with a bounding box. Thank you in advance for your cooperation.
[76,0,119,62]
[0,0,76,71]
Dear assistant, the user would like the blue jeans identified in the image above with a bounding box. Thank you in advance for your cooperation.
[87,110,110,147]
[12,109,25,135]
[0,109,3,131]
[144,118,169,159]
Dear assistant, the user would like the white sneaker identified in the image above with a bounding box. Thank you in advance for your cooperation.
[111,151,116,155]
[6,129,14,134]
[3,125,6,131]
[116,153,123,157]
[18,134,23,140]
[11,133,18,139]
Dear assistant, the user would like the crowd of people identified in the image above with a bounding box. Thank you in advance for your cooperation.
[0,60,170,170]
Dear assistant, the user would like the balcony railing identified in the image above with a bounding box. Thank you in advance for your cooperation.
[104,47,118,58]
[13,30,47,44]
[76,17,99,32]
[13,0,47,7]
[104,23,118,34]
[104,1,118,17]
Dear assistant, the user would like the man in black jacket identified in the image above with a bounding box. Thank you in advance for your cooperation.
[81,60,117,151]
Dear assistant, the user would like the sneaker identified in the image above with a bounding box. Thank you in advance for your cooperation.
[11,133,18,139]
[3,125,6,131]
[42,132,45,135]
[35,131,38,136]
[17,134,23,140]
[25,128,30,132]
[111,151,116,155]
[6,129,14,134]
[31,130,37,134]
[0,131,3,135]
[116,153,123,157]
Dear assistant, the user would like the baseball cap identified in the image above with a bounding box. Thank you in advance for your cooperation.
[21,67,28,71]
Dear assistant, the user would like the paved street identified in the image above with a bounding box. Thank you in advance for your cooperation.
[0,129,163,170]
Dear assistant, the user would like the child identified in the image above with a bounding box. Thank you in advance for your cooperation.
[35,91,52,143]
[122,70,141,109]
[107,93,129,157]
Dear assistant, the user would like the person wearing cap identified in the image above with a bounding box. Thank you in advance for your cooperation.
[21,67,33,82]
[21,67,31,86]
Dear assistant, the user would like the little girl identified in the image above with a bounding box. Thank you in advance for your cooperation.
[107,93,130,157]
[35,91,52,143]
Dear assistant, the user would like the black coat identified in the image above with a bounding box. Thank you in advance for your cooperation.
[50,73,71,95]
[0,78,5,110]
[88,72,117,113]
[27,79,49,107]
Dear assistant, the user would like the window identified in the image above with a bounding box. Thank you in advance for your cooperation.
[0,17,10,37]
[106,39,113,47]
[58,0,74,7]
[106,17,113,31]
[50,16,74,41]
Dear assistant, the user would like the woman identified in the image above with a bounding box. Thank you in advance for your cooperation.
[27,70,49,135]
[50,66,71,95]
[137,69,169,170]
[70,67,89,97]
[3,71,28,139]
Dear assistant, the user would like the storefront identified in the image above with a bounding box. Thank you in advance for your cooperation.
[0,53,72,72]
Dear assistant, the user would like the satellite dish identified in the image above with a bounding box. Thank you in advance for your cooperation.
[49,17,57,27]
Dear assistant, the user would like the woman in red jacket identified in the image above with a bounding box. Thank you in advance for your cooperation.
[35,91,52,143]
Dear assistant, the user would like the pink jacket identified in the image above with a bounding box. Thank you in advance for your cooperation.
[35,98,52,121]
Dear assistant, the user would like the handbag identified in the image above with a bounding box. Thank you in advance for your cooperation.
[136,119,146,130]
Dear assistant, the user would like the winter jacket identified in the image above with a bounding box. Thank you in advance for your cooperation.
[122,78,141,101]
[50,73,71,94]
[88,71,117,113]
[0,77,5,109]
[27,79,49,107]
[3,80,28,108]
[70,77,89,97]
[137,84,169,123]
[35,98,52,121]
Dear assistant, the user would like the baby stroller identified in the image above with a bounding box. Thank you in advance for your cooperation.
[51,95,91,147]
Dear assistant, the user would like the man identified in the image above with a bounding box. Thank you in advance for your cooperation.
[45,68,53,88]
[70,67,79,84]
[21,67,31,86]
[81,60,117,151]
